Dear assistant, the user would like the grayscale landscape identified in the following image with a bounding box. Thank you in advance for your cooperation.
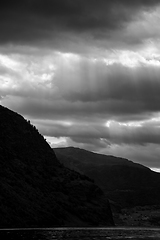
[1,0,160,239]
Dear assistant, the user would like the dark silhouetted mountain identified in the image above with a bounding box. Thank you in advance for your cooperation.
[0,105,114,228]
[54,147,160,208]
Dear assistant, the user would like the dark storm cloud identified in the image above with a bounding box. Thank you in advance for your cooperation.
[1,1,160,169]
[54,60,160,119]
[0,96,150,123]
[0,0,160,46]
[3,64,160,123]
[2,51,160,123]
[30,115,160,146]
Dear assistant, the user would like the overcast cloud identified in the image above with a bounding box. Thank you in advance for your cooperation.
[1,0,160,170]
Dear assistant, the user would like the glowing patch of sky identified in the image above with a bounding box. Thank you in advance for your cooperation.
[45,136,68,148]
[150,168,160,173]
[0,54,22,71]
[105,117,160,129]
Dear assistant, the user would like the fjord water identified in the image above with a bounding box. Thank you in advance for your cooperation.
[1,228,160,240]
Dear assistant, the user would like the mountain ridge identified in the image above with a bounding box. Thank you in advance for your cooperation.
[0,105,114,227]
[54,146,148,168]
[54,147,160,207]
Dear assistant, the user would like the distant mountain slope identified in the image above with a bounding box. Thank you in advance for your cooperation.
[54,147,160,207]
[0,105,114,227]
[54,147,143,167]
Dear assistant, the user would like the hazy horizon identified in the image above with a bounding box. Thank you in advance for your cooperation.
[1,1,160,171]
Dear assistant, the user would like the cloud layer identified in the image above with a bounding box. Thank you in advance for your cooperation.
[1,0,160,52]
[1,1,160,169]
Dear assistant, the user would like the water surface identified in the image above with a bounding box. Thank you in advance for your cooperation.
[1,227,160,240]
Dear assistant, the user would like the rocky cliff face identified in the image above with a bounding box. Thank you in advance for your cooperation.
[0,105,114,228]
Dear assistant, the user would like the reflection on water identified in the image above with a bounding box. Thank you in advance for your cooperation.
[1,228,160,240]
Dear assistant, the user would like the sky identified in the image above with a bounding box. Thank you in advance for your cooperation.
[1,0,160,171]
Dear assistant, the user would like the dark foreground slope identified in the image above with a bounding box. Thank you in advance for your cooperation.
[54,147,160,208]
[0,105,114,228]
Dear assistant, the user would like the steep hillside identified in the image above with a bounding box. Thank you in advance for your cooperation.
[54,147,160,207]
[0,105,114,227]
